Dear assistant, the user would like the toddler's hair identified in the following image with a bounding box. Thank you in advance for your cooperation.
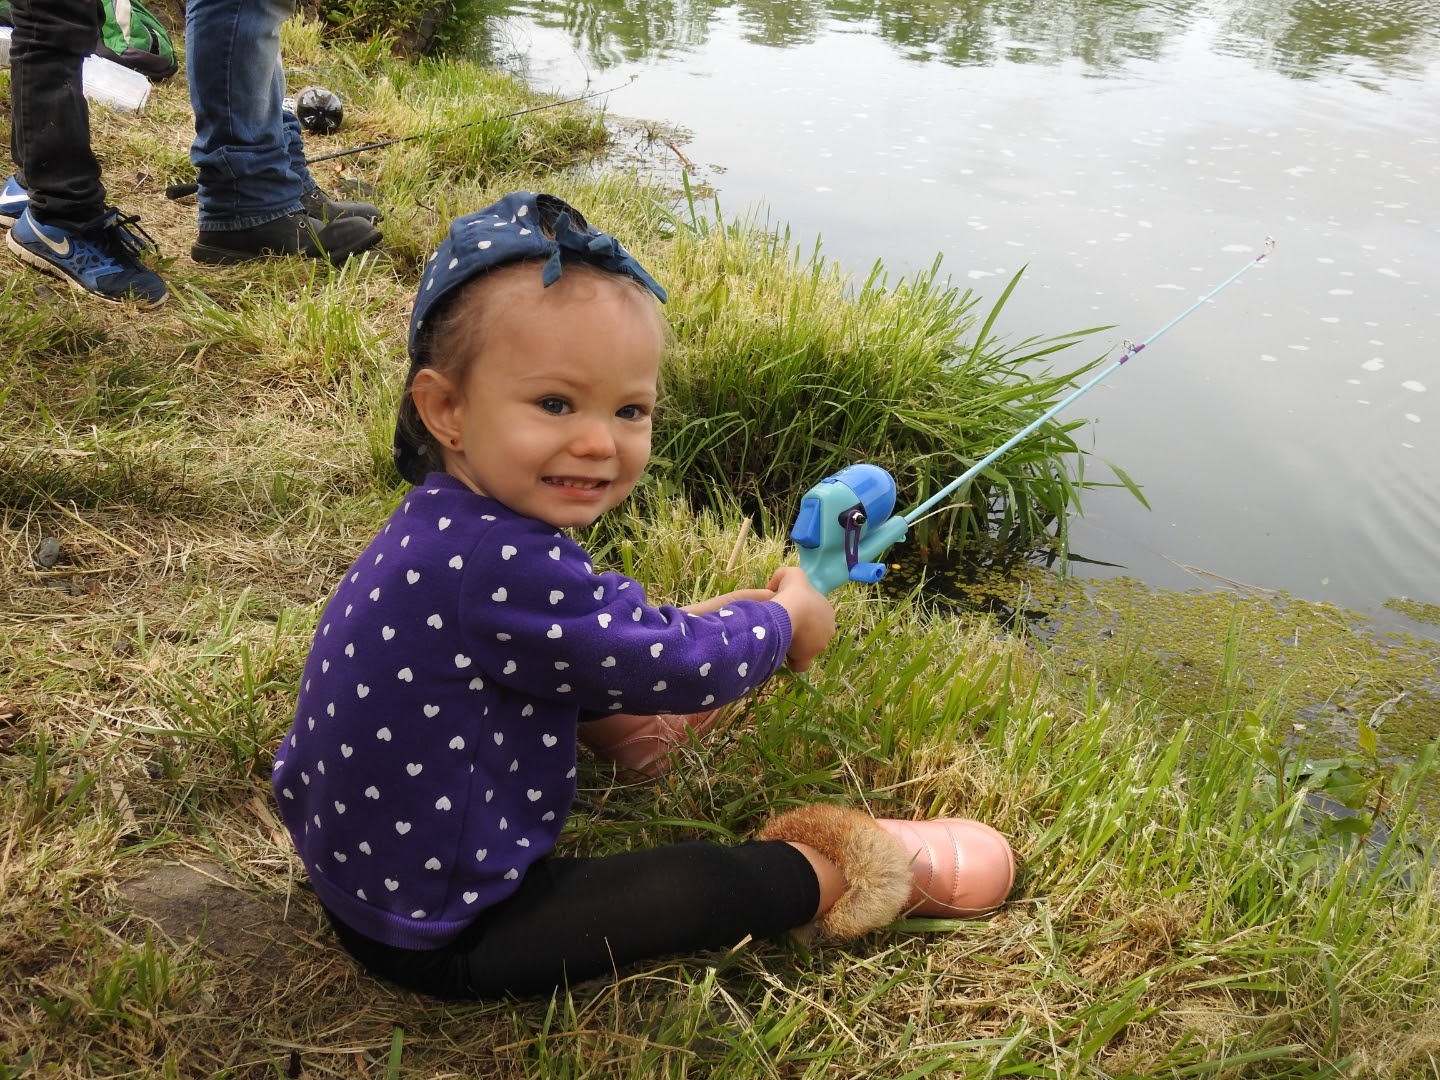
[392,192,668,485]
[396,262,665,482]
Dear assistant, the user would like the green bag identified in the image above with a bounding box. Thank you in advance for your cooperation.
[0,0,177,80]
[95,0,179,82]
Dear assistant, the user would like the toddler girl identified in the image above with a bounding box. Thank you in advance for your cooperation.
[272,192,1015,999]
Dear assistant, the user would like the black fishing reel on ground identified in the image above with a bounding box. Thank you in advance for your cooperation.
[291,85,344,135]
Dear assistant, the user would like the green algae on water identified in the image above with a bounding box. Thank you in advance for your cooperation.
[1385,596,1440,627]
[888,552,1439,780]
[1039,576,1440,770]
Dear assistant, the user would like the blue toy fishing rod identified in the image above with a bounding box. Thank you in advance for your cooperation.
[792,240,1275,594]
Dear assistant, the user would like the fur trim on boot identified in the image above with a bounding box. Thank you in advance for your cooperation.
[757,803,913,940]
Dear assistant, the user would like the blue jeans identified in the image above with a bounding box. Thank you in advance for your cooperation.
[7,0,107,229]
[185,0,319,231]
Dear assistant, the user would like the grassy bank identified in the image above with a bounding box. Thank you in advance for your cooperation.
[3,20,1438,1080]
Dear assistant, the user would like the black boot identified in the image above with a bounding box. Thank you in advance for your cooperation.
[301,186,383,225]
[191,211,381,266]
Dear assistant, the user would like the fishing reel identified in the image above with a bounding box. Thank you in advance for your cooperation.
[790,464,910,595]
[294,86,345,135]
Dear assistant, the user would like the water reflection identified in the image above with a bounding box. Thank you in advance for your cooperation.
[1215,0,1440,81]
[473,0,1439,627]
[475,0,1440,80]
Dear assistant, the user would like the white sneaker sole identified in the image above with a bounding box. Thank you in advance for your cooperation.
[6,228,167,309]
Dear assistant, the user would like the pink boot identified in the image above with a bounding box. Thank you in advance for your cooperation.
[875,818,1016,917]
[577,708,727,778]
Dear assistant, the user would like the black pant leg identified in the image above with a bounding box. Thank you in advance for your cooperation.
[9,0,107,228]
[327,840,821,1000]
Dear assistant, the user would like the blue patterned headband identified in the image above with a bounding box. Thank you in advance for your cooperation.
[395,191,668,483]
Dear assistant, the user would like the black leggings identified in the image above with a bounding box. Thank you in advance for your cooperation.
[9,0,108,228]
[325,840,819,999]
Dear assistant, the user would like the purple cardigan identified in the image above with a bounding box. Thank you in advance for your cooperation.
[272,474,792,948]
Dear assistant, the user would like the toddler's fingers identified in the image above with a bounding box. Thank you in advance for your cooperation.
[725,588,777,604]
[681,588,775,615]
[768,565,806,592]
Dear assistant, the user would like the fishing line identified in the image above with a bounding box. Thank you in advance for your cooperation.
[902,238,1276,525]
[163,77,636,201]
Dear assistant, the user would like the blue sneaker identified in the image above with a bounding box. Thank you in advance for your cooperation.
[0,175,28,226]
[6,206,168,308]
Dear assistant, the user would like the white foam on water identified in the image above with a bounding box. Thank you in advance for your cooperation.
[1329,288,1355,295]
[1402,380,1427,392]
[1404,414,1421,423]
[1261,354,1279,363]
[1361,359,1385,371]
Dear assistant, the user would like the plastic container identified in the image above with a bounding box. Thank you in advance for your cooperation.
[81,53,152,114]
[0,28,152,114]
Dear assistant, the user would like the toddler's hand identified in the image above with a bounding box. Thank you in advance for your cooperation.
[766,566,836,672]
[681,588,776,616]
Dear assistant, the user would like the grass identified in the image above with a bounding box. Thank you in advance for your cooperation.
[2,17,1439,1080]
[648,184,1119,564]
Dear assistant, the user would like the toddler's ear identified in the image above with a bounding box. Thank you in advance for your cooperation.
[409,368,463,448]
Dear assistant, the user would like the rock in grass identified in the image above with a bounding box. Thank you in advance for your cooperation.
[120,861,309,975]
[33,536,61,570]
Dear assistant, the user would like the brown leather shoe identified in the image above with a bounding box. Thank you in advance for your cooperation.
[875,818,1016,917]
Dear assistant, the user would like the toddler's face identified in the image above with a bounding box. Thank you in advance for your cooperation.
[444,270,663,528]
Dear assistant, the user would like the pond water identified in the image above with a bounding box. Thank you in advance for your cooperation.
[472,0,1439,631]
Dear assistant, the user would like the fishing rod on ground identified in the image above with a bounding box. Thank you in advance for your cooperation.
[163,78,636,201]
[792,239,1276,595]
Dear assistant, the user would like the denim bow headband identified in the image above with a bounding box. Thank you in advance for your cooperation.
[405,190,667,365]
[395,191,668,484]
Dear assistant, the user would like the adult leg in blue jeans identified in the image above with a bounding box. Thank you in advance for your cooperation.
[185,0,383,265]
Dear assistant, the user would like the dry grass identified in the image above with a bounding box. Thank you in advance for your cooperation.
[2,20,1439,1080]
